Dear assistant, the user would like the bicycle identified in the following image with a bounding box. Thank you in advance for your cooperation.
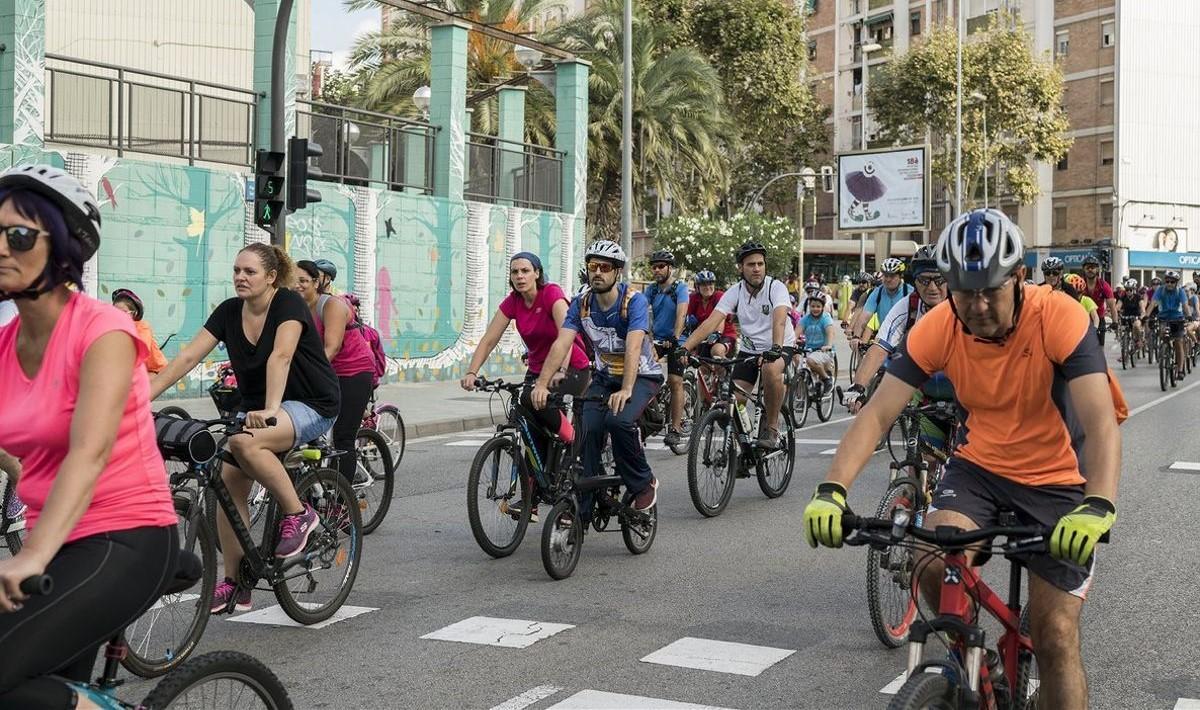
[788,346,839,427]
[847,338,872,386]
[1157,320,1179,391]
[647,340,697,455]
[1117,315,1139,370]
[1145,315,1159,364]
[361,389,406,467]
[15,574,293,709]
[865,399,958,649]
[847,511,1107,709]
[540,391,658,580]
[685,352,796,517]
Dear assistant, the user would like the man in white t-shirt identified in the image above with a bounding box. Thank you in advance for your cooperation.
[682,241,795,448]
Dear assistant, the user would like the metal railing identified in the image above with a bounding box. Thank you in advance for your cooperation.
[464,133,563,211]
[44,54,258,167]
[295,100,436,194]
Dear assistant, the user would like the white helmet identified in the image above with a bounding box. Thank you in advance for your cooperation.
[936,208,1025,291]
[584,240,627,266]
[0,164,102,260]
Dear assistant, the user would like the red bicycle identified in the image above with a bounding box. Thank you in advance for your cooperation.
[842,510,1101,709]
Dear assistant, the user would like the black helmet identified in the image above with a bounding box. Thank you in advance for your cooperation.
[1082,254,1100,266]
[736,241,767,264]
[910,244,939,277]
[111,288,144,321]
[649,249,675,266]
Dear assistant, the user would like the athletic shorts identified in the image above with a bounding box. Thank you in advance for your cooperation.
[281,400,337,448]
[927,458,1094,598]
[1166,319,1186,338]
[655,342,686,377]
[698,336,736,359]
[806,350,834,368]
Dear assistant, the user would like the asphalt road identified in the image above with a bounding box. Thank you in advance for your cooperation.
[122,340,1200,710]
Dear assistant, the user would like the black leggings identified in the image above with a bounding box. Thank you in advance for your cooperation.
[333,371,375,482]
[0,525,177,708]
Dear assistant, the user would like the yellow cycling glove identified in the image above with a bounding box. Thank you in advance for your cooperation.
[803,482,851,548]
[1049,495,1115,566]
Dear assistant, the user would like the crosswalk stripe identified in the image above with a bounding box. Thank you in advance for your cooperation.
[879,672,907,694]
[489,685,564,710]
[224,604,377,630]
[1168,461,1200,472]
[546,690,735,710]
[640,637,795,677]
[421,616,574,648]
[1174,700,1200,709]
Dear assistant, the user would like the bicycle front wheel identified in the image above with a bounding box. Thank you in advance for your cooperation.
[866,480,920,649]
[466,437,531,558]
[122,494,216,678]
[373,404,407,466]
[354,428,395,535]
[887,672,957,710]
[272,467,363,625]
[621,505,657,555]
[755,415,794,499]
[686,408,737,517]
[789,374,810,429]
[141,650,293,709]
[540,499,583,580]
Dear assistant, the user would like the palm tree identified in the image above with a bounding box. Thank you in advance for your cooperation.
[539,0,736,238]
[343,0,564,133]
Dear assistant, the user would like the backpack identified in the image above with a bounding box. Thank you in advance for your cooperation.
[904,291,923,332]
[578,284,634,321]
[318,293,388,387]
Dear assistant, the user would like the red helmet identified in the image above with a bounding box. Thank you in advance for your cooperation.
[111,288,144,321]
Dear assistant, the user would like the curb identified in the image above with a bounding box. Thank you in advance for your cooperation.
[409,414,497,440]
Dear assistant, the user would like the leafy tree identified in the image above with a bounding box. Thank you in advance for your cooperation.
[316,68,369,105]
[653,212,800,285]
[869,13,1071,207]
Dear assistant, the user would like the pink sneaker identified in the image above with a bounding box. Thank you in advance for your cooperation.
[275,503,319,558]
[211,578,252,613]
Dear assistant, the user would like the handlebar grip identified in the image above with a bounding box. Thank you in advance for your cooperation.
[19,575,53,596]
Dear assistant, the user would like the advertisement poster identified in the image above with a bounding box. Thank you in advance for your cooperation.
[837,146,929,232]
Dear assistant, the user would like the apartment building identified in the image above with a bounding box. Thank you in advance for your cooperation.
[803,0,1200,280]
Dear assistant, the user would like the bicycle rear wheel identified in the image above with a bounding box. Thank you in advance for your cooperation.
[466,437,531,558]
[141,650,293,709]
[686,409,737,517]
[271,467,363,625]
[122,494,216,678]
[866,480,920,649]
[354,428,395,535]
[540,499,583,580]
[373,404,407,466]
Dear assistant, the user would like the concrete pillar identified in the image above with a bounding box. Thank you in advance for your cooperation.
[430,21,468,200]
[253,0,298,150]
[554,59,590,217]
[497,86,527,205]
[0,0,45,151]
[404,126,428,193]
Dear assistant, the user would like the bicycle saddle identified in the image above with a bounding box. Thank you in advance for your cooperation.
[161,550,203,596]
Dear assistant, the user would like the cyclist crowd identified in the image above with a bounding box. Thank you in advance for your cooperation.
[0,162,1150,708]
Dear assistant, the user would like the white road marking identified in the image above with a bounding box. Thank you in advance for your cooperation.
[819,448,839,455]
[1128,378,1200,417]
[1169,461,1200,472]
[798,414,853,430]
[225,604,377,630]
[445,439,495,447]
[421,616,574,648]
[546,690,735,710]
[879,672,908,694]
[1174,700,1200,710]
[488,685,564,710]
[147,593,199,612]
[640,637,794,677]
[794,438,842,445]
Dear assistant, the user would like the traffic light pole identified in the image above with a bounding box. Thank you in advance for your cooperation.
[269,0,295,246]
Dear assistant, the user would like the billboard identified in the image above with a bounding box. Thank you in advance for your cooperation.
[837,145,930,233]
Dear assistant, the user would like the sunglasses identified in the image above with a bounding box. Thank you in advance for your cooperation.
[651,263,671,270]
[586,261,616,274]
[1045,270,1062,277]
[916,275,947,288]
[0,225,43,252]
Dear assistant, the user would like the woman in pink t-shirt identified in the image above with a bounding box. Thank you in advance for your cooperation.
[460,252,590,518]
[0,166,178,708]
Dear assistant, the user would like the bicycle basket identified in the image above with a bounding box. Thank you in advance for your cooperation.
[154,413,218,464]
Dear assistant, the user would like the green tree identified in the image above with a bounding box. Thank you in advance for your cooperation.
[869,13,1072,207]
[653,212,799,285]
[545,0,737,240]
[316,68,369,105]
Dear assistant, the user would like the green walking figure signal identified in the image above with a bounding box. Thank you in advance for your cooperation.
[254,149,286,231]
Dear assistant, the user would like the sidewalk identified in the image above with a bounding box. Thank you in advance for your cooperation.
[161,379,500,440]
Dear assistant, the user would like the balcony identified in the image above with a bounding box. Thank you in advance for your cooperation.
[295,100,436,194]
[465,134,564,212]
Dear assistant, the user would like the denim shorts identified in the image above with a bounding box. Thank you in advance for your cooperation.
[280,401,336,447]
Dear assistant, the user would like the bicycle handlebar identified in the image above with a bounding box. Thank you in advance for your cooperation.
[19,575,53,596]
[843,512,1109,551]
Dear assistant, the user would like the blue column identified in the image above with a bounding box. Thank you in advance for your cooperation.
[554,59,590,217]
[430,21,468,200]
[0,0,45,153]
[497,86,526,205]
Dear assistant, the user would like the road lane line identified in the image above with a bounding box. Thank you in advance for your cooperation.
[1127,378,1200,417]
[1173,700,1200,710]
[1169,462,1200,472]
[879,672,907,694]
[489,685,563,710]
[640,637,795,677]
[798,415,853,430]
[547,690,735,710]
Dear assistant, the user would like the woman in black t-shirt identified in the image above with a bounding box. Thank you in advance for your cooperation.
[151,243,341,613]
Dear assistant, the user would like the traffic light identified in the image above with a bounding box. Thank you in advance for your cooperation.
[820,165,835,193]
[254,149,286,231]
[287,137,324,212]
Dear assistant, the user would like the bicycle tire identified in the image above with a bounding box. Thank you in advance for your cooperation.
[755,418,794,499]
[866,480,920,649]
[272,467,363,625]
[815,377,836,422]
[540,499,583,580]
[354,428,395,535]
[122,494,216,678]
[466,437,531,558]
[158,406,191,419]
[790,374,810,429]
[1014,606,1038,710]
[373,404,407,466]
[686,408,737,517]
[141,650,293,710]
[1159,342,1169,391]
[848,346,860,385]
[887,672,958,710]
[621,505,657,555]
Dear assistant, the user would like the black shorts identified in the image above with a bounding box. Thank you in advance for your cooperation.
[655,342,686,377]
[928,458,1094,598]
[1166,319,1186,338]
[698,336,736,359]
[731,355,762,385]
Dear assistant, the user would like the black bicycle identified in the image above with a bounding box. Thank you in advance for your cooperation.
[788,346,839,427]
[1157,320,1179,391]
[1117,315,1139,370]
[685,352,796,517]
[16,572,293,709]
[540,391,658,580]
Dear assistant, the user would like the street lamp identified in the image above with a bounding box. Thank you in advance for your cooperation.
[514,45,543,70]
[969,91,988,208]
[412,85,431,118]
[746,168,820,280]
[859,40,882,272]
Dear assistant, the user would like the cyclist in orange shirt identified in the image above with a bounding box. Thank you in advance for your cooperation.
[805,209,1126,709]
[111,288,167,374]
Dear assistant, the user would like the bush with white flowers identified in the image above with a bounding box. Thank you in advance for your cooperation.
[654,213,798,286]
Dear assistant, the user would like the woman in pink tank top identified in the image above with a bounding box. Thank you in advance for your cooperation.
[295,259,375,485]
[0,166,178,708]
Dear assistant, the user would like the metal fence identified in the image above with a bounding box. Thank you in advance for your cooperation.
[44,54,258,167]
[295,100,436,194]
[465,133,563,212]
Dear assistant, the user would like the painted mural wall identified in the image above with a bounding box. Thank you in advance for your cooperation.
[0,145,582,397]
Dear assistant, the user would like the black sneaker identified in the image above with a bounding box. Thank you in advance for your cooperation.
[663,429,683,451]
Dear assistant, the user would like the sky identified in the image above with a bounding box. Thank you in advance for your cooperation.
[310,0,380,70]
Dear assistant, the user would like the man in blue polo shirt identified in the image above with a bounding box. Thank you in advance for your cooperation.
[644,250,690,450]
